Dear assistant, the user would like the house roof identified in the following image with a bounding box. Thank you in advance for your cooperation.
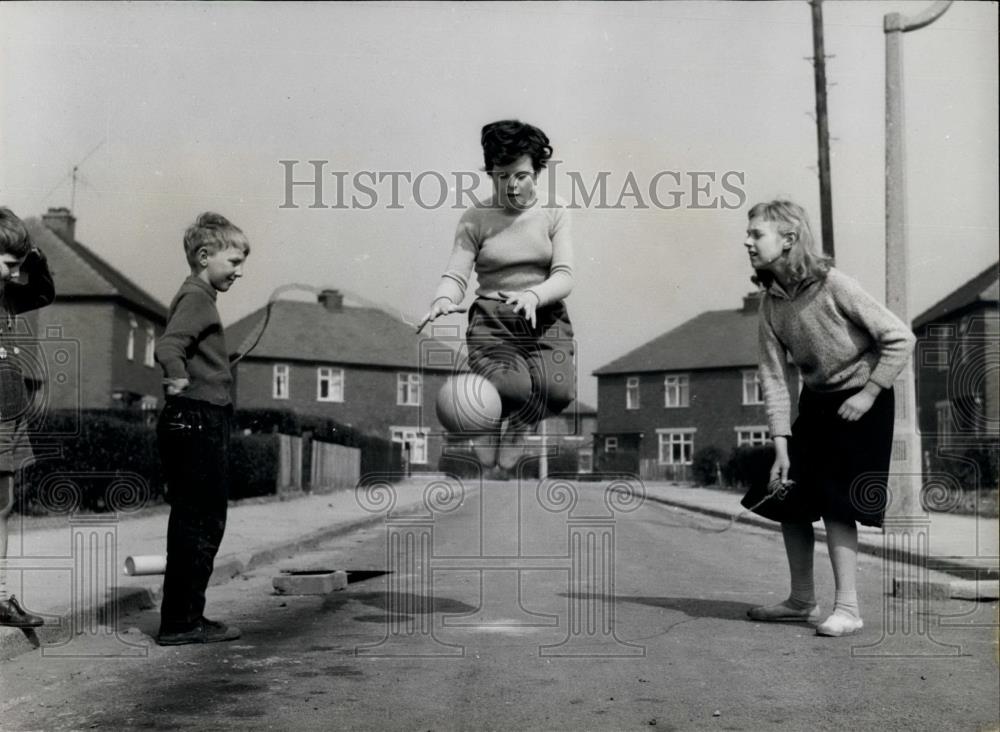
[593,306,759,376]
[226,298,465,371]
[913,262,999,329]
[25,218,168,322]
[564,399,596,416]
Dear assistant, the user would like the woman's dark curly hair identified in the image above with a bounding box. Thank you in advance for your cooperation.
[481,120,553,175]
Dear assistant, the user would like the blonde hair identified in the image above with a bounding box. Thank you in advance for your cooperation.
[748,200,831,288]
[183,212,250,268]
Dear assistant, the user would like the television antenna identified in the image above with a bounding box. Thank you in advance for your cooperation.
[42,139,105,213]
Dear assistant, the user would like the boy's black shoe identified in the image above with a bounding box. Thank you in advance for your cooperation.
[0,595,45,627]
[156,618,241,646]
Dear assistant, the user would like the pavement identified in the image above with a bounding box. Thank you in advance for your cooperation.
[2,477,997,661]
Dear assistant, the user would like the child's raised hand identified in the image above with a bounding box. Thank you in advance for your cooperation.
[838,390,877,422]
[499,290,540,329]
[416,297,466,334]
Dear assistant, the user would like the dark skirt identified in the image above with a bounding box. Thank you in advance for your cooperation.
[465,297,576,423]
[784,385,896,528]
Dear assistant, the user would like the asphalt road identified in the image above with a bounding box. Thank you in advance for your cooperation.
[2,481,997,731]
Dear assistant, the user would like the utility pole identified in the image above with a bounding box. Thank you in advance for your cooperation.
[883,1,953,520]
[810,0,835,257]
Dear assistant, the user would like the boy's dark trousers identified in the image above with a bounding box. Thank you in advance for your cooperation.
[157,396,233,632]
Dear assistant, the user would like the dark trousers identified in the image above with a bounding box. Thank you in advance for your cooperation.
[466,298,576,425]
[157,397,232,631]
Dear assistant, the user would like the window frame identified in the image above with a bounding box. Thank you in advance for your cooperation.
[742,369,764,405]
[396,372,422,407]
[664,373,690,408]
[656,428,695,465]
[273,363,290,400]
[316,366,345,403]
[625,376,640,410]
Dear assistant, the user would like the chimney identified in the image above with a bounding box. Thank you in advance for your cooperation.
[42,207,77,243]
[318,289,344,312]
[742,290,763,313]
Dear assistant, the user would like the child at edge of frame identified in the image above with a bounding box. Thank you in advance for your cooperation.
[417,119,577,479]
[742,199,916,638]
[154,212,249,646]
[0,207,55,628]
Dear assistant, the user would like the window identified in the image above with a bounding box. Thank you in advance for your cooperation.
[391,427,428,465]
[126,315,137,361]
[605,437,618,453]
[317,367,344,402]
[742,370,764,405]
[657,429,694,465]
[144,325,156,367]
[273,364,290,400]
[397,373,422,406]
[736,427,770,447]
[664,374,690,408]
[578,449,593,474]
[626,377,640,410]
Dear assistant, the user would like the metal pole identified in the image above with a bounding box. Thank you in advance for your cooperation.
[811,0,835,257]
[884,1,952,519]
[539,419,548,480]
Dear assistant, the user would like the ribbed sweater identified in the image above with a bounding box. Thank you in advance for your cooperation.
[758,268,915,437]
[432,194,574,307]
[155,275,233,406]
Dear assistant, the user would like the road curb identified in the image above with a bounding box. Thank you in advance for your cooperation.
[642,492,999,581]
[1,498,428,661]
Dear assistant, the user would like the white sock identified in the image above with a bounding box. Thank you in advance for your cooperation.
[834,590,860,619]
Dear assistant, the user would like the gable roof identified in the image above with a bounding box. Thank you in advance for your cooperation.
[25,218,168,322]
[548,399,596,418]
[913,262,999,329]
[567,399,597,416]
[226,298,465,372]
[594,306,759,376]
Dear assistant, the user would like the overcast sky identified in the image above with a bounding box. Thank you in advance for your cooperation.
[2,0,997,407]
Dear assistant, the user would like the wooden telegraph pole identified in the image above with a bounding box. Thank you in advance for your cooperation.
[810,0,835,257]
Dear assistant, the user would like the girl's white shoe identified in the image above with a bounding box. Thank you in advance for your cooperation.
[815,611,864,637]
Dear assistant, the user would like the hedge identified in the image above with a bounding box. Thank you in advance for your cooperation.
[721,444,774,494]
[691,446,726,486]
[19,411,164,514]
[16,407,397,515]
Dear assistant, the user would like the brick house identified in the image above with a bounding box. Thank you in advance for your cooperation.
[225,289,465,471]
[592,292,799,479]
[527,399,598,474]
[912,262,999,482]
[23,208,168,414]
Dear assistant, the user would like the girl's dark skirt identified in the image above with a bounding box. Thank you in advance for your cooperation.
[786,385,896,528]
[465,297,576,424]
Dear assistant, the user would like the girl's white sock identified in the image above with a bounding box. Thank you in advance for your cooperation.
[833,590,860,619]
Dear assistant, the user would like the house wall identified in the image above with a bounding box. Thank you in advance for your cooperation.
[109,303,165,405]
[28,301,115,410]
[915,306,999,480]
[596,367,800,465]
[234,358,455,470]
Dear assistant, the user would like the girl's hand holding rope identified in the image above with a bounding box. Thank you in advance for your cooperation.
[416,297,467,334]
